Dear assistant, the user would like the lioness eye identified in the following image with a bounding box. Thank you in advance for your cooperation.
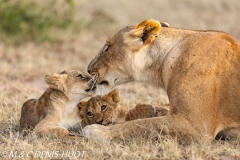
[60,70,66,74]
[101,105,107,111]
[103,45,109,52]
[77,74,85,79]
[87,111,93,117]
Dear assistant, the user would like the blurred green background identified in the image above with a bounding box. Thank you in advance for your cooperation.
[0,0,240,45]
[1,0,240,84]
[0,2,240,159]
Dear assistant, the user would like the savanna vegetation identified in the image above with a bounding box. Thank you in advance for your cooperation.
[0,0,240,159]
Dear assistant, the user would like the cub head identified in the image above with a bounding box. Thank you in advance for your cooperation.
[78,88,120,127]
[44,70,96,99]
[88,19,163,88]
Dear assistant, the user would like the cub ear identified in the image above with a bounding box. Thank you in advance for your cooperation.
[103,88,120,104]
[77,101,90,127]
[124,19,161,50]
[44,74,67,92]
[77,101,87,111]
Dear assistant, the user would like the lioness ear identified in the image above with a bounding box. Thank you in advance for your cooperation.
[124,19,161,50]
[160,22,170,27]
[44,74,67,92]
[103,88,120,104]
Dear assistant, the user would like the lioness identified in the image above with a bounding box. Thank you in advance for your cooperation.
[78,88,169,127]
[83,19,240,143]
[20,70,96,139]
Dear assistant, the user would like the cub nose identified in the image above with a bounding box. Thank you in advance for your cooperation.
[96,119,103,124]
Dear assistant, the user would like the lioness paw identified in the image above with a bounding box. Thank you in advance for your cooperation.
[82,124,111,142]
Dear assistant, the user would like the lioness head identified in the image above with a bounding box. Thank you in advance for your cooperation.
[44,70,96,97]
[88,19,164,88]
[78,88,120,127]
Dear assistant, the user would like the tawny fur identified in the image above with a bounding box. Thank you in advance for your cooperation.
[20,70,96,139]
[78,89,169,127]
[84,19,240,143]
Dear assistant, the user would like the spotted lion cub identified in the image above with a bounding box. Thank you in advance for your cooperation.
[78,88,168,127]
[20,70,96,139]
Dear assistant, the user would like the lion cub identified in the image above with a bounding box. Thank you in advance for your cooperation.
[78,88,168,127]
[20,70,96,139]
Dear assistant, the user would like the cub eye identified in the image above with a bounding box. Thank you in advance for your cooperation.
[87,111,93,117]
[101,105,107,111]
[77,74,85,79]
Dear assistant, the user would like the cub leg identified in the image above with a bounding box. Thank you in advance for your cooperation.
[125,104,156,121]
[20,99,38,130]
[34,117,74,139]
[125,104,169,121]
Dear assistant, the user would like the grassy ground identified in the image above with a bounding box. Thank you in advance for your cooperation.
[0,0,240,159]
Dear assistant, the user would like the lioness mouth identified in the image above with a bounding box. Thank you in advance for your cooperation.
[92,85,97,91]
[99,80,109,85]
[85,84,97,92]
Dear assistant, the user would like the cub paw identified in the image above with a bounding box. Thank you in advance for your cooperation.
[155,105,169,116]
[125,104,156,121]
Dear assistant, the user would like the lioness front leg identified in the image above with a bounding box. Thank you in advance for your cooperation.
[83,115,211,143]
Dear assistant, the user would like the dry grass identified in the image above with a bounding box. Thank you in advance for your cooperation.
[1,0,240,159]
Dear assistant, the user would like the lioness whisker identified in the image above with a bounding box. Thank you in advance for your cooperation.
[88,74,98,85]
[87,78,94,85]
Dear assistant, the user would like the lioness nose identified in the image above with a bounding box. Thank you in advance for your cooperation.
[96,119,103,124]
[87,69,91,74]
